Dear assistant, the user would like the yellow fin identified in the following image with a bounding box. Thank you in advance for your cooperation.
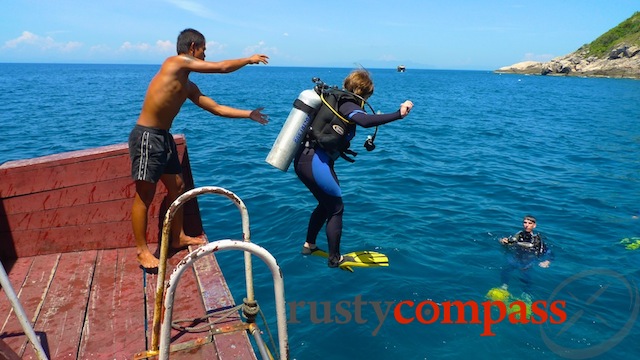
[310,249,389,270]
[486,287,511,302]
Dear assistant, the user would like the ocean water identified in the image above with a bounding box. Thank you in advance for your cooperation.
[1,63,639,360]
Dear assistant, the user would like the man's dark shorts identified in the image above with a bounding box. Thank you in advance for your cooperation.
[128,124,182,183]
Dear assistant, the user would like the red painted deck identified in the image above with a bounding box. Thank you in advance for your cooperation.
[0,136,257,359]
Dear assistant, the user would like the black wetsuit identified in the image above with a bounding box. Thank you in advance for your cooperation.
[294,96,402,266]
[500,231,553,293]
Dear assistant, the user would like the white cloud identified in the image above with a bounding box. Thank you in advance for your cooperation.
[205,41,226,54]
[4,31,38,48]
[156,40,173,52]
[243,41,278,56]
[120,41,150,51]
[118,40,174,54]
[3,31,82,52]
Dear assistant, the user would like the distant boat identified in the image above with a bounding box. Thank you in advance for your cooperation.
[397,65,406,72]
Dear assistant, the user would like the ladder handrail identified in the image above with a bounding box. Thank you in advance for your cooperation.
[151,186,255,352]
[158,240,288,360]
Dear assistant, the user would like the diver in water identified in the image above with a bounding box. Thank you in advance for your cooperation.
[294,69,414,268]
[499,215,553,295]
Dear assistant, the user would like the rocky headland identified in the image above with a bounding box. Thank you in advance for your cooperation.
[495,12,640,79]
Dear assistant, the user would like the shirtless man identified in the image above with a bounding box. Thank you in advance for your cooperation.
[128,28,269,269]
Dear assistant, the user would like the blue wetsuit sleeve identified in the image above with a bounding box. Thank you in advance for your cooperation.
[339,101,402,128]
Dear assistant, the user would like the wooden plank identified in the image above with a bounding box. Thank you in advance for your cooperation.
[2,206,202,258]
[0,155,132,199]
[0,258,33,359]
[0,258,33,334]
[21,251,96,359]
[3,199,132,232]
[0,254,58,358]
[77,248,147,359]
[0,144,131,172]
[2,197,157,232]
[0,338,21,360]
[0,141,186,199]
[0,136,186,175]
[0,178,138,216]
[1,192,201,233]
[2,221,140,258]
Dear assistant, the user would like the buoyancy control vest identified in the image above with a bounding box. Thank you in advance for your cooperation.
[510,231,546,256]
[308,88,365,161]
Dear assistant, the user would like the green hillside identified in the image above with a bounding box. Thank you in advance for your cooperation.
[582,11,640,57]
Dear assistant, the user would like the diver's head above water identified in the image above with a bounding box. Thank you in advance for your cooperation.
[522,215,536,233]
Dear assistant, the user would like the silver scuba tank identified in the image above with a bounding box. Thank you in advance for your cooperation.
[265,89,322,171]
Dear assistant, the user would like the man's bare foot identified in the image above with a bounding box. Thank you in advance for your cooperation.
[137,251,160,269]
[171,234,207,250]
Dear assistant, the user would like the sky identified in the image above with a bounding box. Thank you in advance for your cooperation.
[1,0,638,70]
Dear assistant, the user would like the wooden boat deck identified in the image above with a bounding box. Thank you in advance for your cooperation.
[0,136,257,359]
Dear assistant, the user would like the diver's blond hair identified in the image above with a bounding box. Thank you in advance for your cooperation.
[343,69,374,98]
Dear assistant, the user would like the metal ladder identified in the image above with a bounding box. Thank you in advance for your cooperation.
[150,186,288,360]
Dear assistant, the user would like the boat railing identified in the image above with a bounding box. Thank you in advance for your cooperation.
[150,186,287,360]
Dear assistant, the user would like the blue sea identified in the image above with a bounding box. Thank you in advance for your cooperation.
[1,63,639,360]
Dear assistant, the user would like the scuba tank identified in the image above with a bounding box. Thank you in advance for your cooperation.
[265,83,323,171]
[266,77,379,170]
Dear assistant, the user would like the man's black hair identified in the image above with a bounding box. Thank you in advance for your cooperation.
[177,28,205,54]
